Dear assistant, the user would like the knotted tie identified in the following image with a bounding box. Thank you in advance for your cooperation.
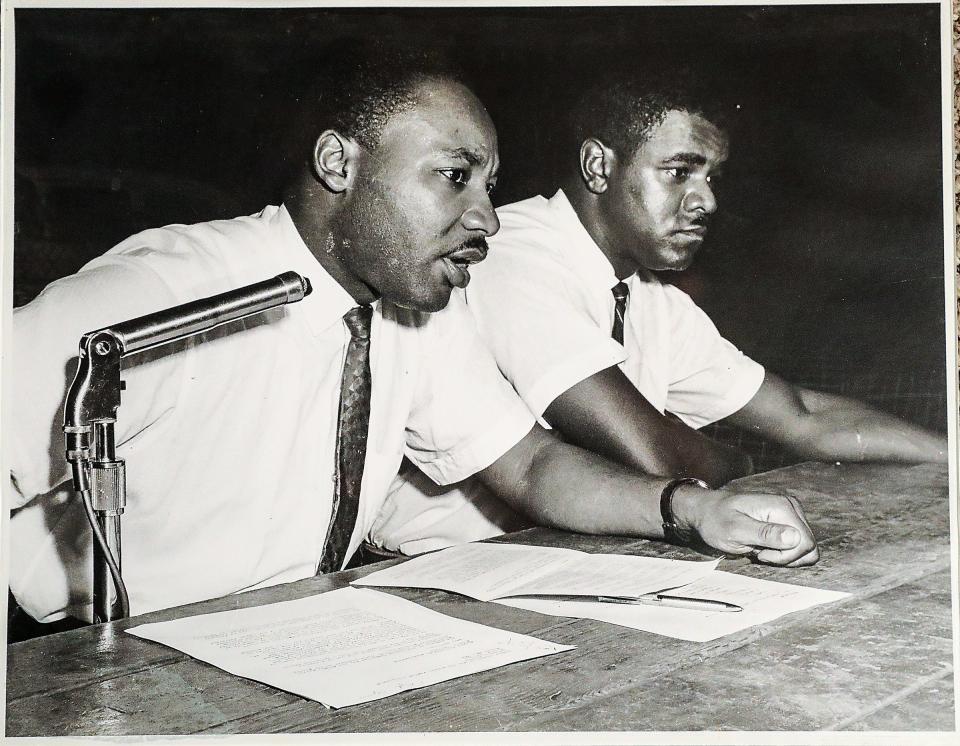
[611,281,630,344]
[318,305,373,574]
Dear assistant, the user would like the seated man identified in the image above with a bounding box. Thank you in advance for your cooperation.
[7,52,818,626]
[370,71,946,556]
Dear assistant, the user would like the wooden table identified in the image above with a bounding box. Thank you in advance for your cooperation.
[5,462,956,735]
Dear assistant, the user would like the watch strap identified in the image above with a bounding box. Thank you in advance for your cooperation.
[660,477,709,546]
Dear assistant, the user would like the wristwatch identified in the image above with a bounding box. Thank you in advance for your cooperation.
[660,477,710,546]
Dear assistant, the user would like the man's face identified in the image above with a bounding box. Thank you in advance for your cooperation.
[340,79,500,312]
[600,109,728,273]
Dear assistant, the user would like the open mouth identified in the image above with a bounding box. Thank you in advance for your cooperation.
[447,246,488,265]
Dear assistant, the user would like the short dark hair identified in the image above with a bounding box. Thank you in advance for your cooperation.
[564,66,730,159]
[278,43,464,177]
[326,48,464,150]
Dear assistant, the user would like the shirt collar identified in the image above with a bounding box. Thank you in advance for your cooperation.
[270,204,370,336]
[546,189,622,293]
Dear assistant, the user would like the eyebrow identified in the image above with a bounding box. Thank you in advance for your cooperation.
[441,147,485,167]
[440,146,500,179]
[661,152,709,166]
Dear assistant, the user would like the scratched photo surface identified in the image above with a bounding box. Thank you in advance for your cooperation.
[5,1,955,739]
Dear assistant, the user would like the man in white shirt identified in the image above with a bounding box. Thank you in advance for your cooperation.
[371,71,946,556]
[8,52,819,627]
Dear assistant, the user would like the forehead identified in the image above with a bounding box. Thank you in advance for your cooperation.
[632,109,728,166]
[373,79,498,166]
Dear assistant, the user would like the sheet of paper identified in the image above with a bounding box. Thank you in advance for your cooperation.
[127,587,573,709]
[506,553,721,598]
[353,542,720,601]
[497,570,850,642]
[352,543,582,600]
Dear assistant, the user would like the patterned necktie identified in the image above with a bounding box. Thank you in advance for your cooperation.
[611,281,630,345]
[318,305,373,574]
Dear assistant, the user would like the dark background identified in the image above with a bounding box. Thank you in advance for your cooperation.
[12,4,949,470]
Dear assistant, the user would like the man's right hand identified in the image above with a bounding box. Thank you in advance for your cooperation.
[672,486,820,567]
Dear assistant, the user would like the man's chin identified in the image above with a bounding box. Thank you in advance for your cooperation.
[390,288,454,314]
[648,257,695,273]
[659,244,700,272]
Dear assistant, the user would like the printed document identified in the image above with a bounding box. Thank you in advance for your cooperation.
[496,570,850,641]
[127,586,573,708]
[352,542,720,601]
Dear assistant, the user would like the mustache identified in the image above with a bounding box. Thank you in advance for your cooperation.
[457,236,490,253]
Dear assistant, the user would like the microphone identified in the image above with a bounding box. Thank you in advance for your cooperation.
[97,270,312,356]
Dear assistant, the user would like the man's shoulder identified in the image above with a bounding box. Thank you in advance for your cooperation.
[107,207,278,263]
[496,192,551,221]
[632,271,700,308]
[14,207,289,331]
[88,207,283,295]
[630,273,732,345]
[481,193,574,279]
[494,193,564,242]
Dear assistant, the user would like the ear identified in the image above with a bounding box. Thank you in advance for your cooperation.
[312,129,362,193]
[579,137,616,195]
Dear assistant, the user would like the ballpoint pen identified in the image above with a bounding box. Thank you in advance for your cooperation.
[597,593,742,612]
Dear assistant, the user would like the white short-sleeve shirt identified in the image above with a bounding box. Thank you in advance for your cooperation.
[370,189,764,554]
[7,205,535,622]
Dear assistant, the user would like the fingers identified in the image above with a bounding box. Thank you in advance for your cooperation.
[784,494,816,541]
[785,545,821,567]
[728,513,799,552]
[720,495,819,566]
[747,520,817,567]
[691,490,821,567]
[769,495,818,566]
[755,541,819,567]
[759,541,820,567]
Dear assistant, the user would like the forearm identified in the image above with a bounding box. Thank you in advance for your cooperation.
[791,389,946,463]
[543,368,753,488]
[507,435,671,537]
[479,425,673,537]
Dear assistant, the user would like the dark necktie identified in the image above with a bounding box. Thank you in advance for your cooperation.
[611,281,630,345]
[318,305,373,574]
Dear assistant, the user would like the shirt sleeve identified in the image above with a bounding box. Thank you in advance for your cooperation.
[466,237,626,420]
[8,251,188,507]
[403,292,536,486]
[662,285,765,429]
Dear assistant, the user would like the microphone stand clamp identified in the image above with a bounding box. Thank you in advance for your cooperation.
[64,330,127,623]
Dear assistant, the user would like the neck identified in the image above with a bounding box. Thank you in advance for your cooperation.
[563,179,637,281]
[285,182,378,306]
